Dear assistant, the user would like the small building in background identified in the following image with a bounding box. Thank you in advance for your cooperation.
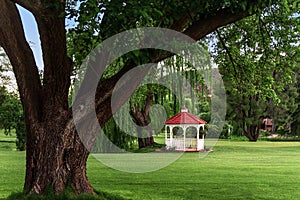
[261,118,273,132]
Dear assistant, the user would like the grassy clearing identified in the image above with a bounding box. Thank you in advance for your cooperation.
[0,130,25,199]
[1,130,300,199]
[0,130,16,144]
[87,141,300,200]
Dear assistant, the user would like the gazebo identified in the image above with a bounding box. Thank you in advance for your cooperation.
[164,107,207,151]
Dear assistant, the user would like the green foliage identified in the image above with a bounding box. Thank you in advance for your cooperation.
[198,101,211,123]
[92,117,135,152]
[15,119,26,151]
[261,137,300,142]
[65,0,285,144]
[199,112,211,123]
[291,110,300,135]
[291,66,300,134]
[219,121,233,139]
[269,76,299,133]
[66,0,280,71]
[211,3,300,139]
[0,87,25,151]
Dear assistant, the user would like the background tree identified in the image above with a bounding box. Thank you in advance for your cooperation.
[0,87,25,150]
[291,65,300,135]
[0,49,25,150]
[268,77,298,134]
[210,2,300,141]
[0,0,290,196]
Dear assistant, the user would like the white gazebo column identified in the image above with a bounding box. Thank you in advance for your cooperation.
[165,126,168,147]
[196,125,200,151]
[183,126,186,151]
[170,126,173,147]
[199,125,205,150]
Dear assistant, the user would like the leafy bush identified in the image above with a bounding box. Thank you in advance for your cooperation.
[16,119,26,151]
[0,88,26,151]
[220,122,233,139]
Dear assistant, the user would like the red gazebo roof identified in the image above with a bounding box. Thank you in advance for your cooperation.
[164,107,207,125]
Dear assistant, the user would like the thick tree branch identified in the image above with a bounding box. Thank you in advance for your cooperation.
[0,0,42,122]
[169,12,195,32]
[32,2,72,112]
[183,8,251,40]
[143,93,153,118]
[5,0,71,115]
[0,3,44,189]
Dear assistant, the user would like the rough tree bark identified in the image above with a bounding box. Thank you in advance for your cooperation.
[0,0,254,195]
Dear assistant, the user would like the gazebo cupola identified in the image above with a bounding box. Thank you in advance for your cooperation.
[164,107,207,151]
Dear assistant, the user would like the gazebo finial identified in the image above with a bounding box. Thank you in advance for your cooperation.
[181,106,188,113]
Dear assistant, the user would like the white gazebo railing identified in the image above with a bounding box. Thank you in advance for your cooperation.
[166,138,204,151]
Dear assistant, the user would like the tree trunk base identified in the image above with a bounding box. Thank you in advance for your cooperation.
[71,168,95,195]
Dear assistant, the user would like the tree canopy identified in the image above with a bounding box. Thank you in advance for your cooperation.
[210,2,300,140]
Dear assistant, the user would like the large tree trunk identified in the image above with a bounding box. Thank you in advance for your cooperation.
[24,114,94,194]
[22,95,100,195]
[0,0,94,194]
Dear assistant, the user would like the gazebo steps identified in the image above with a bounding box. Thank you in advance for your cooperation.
[176,148,199,152]
[175,148,213,152]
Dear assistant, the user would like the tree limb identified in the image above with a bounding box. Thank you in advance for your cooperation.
[33,2,72,112]
[169,12,196,32]
[0,0,42,122]
[143,93,153,118]
[183,8,251,40]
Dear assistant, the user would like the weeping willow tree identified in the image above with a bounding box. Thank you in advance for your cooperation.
[128,55,211,149]
[96,51,211,150]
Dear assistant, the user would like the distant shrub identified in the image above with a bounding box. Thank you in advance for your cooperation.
[15,115,26,151]
[260,137,300,142]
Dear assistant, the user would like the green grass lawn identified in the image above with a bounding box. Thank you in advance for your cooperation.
[0,130,25,199]
[1,131,300,199]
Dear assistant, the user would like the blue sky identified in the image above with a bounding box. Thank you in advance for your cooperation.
[18,6,43,69]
